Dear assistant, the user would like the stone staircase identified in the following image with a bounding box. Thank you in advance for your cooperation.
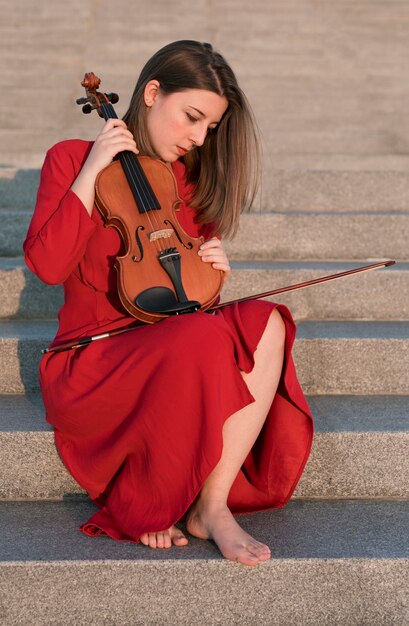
[0,163,408,625]
[1,0,409,623]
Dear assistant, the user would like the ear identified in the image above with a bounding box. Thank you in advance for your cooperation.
[144,80,160,107]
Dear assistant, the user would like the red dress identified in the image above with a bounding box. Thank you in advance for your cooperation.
[24,140,313,542]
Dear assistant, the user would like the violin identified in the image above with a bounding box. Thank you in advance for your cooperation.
[76,73,224,324]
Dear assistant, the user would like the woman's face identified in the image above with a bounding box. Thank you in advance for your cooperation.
[144,82,229,162]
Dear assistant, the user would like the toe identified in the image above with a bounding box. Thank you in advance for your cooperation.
[139,533,149,546]
[170,527,189,546]
[148,533,157,548]
[234,548,260,567]
[248,540,271,561]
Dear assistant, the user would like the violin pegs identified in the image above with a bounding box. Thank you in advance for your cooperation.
[107,92,119,104]
[82,104,93,114]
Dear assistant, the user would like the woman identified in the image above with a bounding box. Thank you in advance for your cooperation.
[24,40,313,566]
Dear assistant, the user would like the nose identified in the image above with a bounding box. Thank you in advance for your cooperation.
[190,122,208,147]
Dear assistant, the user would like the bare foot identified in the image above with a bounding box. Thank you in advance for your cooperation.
[186,502,271,566]
[139,525,189,549]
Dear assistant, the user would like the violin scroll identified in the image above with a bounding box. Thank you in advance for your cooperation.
[76,72,119,116]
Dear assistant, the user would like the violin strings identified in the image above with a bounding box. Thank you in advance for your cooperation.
[116,120,181,255]
[102,103,163,255]
[102,102,183,259]
[124,153,181,254]
[121,153,165,255]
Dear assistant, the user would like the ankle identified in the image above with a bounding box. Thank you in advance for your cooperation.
[193,492,229,515]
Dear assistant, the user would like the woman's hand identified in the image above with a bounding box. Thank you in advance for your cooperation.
[71,119,139,216]
[198,237,231,282]
[83,119,139,178]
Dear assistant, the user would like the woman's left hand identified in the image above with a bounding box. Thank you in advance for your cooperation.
[198,237,231,282]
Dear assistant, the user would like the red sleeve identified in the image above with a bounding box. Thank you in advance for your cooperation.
[23,140,97,285]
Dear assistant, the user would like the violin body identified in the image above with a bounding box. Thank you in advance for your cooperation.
[95,157,224,323]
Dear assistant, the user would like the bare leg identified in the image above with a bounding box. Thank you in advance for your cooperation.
[186,309,286,565]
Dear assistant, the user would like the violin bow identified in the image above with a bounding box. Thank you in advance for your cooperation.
[42,259,395,354]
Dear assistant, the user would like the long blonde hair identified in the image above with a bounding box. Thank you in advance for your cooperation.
[123,40,261,238]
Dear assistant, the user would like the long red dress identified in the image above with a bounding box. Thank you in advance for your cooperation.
[24,140,313,542]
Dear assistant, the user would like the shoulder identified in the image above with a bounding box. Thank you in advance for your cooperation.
[46,139,93,167]
[41,139,94,181]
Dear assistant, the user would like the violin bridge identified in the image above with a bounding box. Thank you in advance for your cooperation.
[149,228,174,242]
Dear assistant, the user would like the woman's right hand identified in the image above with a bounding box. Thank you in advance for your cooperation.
[71,119,139,216]
[83,119,139,178]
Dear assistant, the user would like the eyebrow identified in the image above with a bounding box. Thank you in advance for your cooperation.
[188,105,206,118]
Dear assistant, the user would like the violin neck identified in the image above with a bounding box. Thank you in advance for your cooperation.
[100,102,160,213]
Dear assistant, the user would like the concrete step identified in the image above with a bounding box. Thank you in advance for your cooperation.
[0,319,408,395]
[294,321,409,395]
[1,259,405,322]
[0,394,407,501]
[0,168,40,209]
[2,0,409,166]
[225,212,409,261]
[1,499,408,625]
[0,209,30,257]
[223,261,407,321]
[260,170,409,213]
[0,258,63,319]
[4,206,408,260]
[2,166,409,214]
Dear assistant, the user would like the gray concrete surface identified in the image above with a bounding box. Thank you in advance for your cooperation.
[225,213,409,260]
[1,320,408,394]
[3,167,409,214]
[3,205,409,260]
[222,262,409,321]
[2,0,409,171]
[294,321,409,394]
[0,500,408,625]
[1,394,407,500]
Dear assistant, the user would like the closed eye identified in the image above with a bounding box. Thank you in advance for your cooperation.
[186,112,199,123]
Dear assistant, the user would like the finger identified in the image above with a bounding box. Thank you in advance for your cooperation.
[199,252,230,266]
[199,237,222,251]
[97,127,138,148]
[101,126,135,141]
[95,134,139,157]
[212,263,231,274]
[100,136,139,154]
[198,247,227,259]
[100,118,129,133]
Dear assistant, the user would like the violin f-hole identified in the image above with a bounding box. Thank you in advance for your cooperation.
[164,220,194,250]
[132,226,145,263]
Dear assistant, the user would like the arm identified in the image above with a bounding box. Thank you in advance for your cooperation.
[23,141,97,285]
[23,120,138,285]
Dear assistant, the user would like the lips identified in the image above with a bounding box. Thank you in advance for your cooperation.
[176,146,188,156]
